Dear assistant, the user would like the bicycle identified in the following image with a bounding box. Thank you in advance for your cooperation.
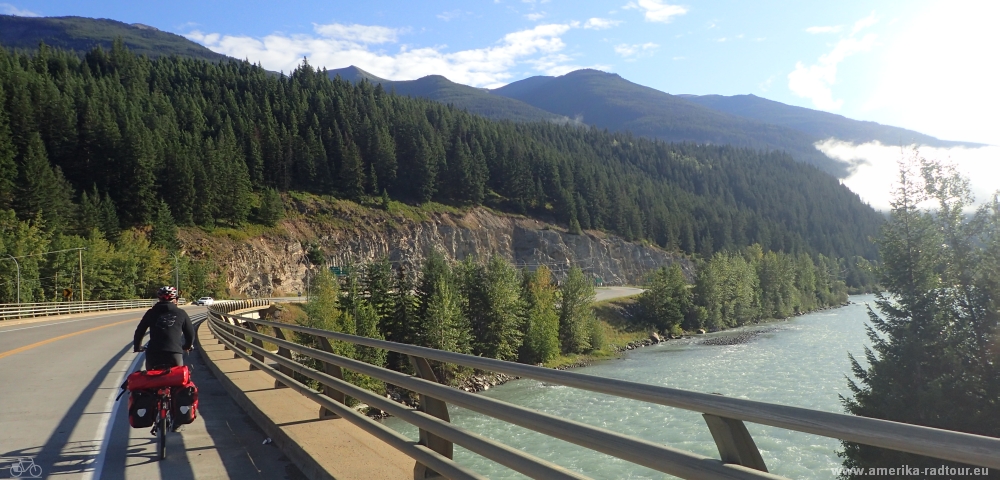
[9,457,42,478]
[118,345,193,461]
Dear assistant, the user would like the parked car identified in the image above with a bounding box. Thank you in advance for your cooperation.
[195,297,215,306]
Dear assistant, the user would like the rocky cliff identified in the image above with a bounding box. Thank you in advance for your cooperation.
[179,199,689,297]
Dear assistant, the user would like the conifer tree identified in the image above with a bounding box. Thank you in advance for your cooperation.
[257,188,285,226]
[0,85,18,210]
[841,156,1000,474]
[150,200,178,250]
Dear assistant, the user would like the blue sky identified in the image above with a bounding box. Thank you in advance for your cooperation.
[4,1,999,207]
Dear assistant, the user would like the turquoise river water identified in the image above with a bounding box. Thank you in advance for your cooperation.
[383,294,878,479]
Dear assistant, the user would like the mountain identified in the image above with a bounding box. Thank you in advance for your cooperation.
[680,93,981,148]
[327,66,563,123]
[492,69,849,176]
[0,15,229,63]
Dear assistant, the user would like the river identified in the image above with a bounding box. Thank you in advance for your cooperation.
[383,294,877,479]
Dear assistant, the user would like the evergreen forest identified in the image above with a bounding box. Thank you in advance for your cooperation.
[0,43,882,262]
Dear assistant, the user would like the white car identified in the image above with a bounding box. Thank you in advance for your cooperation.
[195,297,215,306]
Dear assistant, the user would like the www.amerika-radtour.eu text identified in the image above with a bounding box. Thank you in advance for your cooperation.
[831,466,989,477]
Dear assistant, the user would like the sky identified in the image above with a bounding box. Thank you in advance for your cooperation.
[4,0,999,209]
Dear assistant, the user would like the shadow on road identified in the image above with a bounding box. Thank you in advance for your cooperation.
[1,343,132,477]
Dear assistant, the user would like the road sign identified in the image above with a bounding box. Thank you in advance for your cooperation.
[62,288,73,299]
[329,266,349,276]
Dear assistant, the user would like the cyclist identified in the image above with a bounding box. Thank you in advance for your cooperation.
[134,286,194,370]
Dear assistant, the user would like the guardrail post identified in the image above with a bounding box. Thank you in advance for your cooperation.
[245,322,266,370]
[317,336,346,419]
[408,355,453,479]
[702,414,768,472]
[271,326,294,389]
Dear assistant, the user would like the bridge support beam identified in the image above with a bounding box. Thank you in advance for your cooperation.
[703,414,768,472]
[409,355,452,479]
[317,336,346,419]
[271,327,293,389]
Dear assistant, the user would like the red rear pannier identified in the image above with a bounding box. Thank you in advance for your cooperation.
[127,365,190,391]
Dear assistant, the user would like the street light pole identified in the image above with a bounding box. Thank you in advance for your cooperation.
[7,254,20,305]
[171,253,181,298]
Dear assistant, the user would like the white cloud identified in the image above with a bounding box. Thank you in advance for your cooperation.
[583,17,621,29]
[187,22,580,89]
[787,13,878,110]
[614,42,658,58]
[313,23,400,44]
[0,3,38,16]
[818,140,1000,210]
[525,12,546,21]
[805,25,843,34]
[437,10,464,21]
[623,0,688,24]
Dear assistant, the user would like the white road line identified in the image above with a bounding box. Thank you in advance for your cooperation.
[84,350,145,480]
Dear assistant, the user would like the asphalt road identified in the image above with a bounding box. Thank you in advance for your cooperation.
[594,286,644,302]
[0,307,302,480]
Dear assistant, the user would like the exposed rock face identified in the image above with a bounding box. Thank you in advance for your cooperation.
[185,208,690,297]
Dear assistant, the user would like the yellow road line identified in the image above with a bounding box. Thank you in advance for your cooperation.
[0,318,137,360]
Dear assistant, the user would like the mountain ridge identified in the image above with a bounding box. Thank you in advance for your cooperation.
[0,14,230,63]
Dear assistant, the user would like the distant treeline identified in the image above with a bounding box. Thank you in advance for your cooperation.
[298,245,858,392]
[0,42,882,277]
[0,208,221,303]
[638,244,860,336]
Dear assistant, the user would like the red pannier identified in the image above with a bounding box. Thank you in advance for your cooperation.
[171,380,199,425]
[127,389,158,428]
[127,365,191,391]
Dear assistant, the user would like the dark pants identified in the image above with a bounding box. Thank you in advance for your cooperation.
[145,351,184,370]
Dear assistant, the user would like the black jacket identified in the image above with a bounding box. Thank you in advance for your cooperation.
[134,301,194,354]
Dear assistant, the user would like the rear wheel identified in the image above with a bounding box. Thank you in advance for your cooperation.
[157,414,166,460]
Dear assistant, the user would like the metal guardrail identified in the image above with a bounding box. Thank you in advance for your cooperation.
[0,299,156,320]
[206,300,1000,480]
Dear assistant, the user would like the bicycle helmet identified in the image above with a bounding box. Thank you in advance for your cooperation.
[157,285,178,301]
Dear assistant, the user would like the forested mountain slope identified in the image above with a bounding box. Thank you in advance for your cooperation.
[0,43,882,265]
[0,14,229,63]
[327,66,562,123]
[492,69,849,176]
[681,93,981,148]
